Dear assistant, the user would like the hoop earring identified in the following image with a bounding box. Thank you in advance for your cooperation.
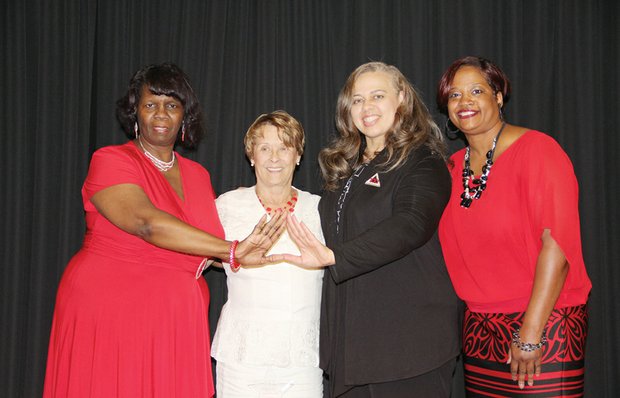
[444,118,460,140]
[134,122,139,139]
[498,104,505,121]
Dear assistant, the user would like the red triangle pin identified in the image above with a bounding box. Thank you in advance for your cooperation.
[365,173,381,187]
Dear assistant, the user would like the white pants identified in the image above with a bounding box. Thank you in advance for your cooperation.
[216,360,323,398]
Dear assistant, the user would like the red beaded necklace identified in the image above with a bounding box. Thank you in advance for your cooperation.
[257,189,298,215]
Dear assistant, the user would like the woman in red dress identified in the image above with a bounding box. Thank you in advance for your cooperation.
[437,56,592,396]
[43,63,284,398]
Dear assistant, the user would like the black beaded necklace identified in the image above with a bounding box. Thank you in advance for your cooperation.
[460,122,506,208]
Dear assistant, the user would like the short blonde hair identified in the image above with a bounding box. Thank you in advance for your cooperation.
[244,110,305,158]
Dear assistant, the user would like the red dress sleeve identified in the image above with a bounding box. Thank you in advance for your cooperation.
[523,134,584,271]
[83,145,143,202]
[522,134,591,299]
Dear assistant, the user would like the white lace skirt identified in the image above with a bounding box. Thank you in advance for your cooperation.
[211,305,320,368]
[216,360,323,398]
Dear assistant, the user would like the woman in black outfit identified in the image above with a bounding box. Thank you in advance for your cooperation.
[269,61,462,397]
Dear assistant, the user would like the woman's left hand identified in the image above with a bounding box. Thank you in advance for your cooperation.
[266,215,335,268]
[507,342,543,389]
[507,229,568,389]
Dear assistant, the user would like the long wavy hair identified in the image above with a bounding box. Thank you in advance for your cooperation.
[319,62,446,191]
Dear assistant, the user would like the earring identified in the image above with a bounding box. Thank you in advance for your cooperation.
[443,118,460,140]
[134,122,139,139]
[498,104,504,121]
[181,124,186,142]
[250,161,255,167]
[296,161,300,166]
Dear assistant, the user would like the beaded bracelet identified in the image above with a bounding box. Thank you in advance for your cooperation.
[229,240,240,272]
[512,328,547,352]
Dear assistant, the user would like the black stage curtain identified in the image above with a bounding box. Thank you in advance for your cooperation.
[2,1,618,396]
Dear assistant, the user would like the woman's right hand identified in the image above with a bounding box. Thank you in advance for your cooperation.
[266,215,335,268]
[235,211,287,266]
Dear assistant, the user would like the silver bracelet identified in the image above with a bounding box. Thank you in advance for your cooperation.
[512,328,547,352]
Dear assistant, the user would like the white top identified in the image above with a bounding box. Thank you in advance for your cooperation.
[211,186,324,368]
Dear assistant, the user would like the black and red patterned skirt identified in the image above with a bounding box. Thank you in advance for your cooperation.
[463,305,587,397]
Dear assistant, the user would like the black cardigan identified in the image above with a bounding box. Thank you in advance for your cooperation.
[319,144,462,394]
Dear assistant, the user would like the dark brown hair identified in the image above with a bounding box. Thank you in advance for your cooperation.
[436,56,511,115]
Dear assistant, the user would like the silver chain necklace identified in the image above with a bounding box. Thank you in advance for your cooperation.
[138,136,175,172]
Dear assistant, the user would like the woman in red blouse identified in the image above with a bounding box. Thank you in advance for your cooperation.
[437,56,591,396]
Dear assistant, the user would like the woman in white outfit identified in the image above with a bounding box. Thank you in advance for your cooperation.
[211,110,324,397]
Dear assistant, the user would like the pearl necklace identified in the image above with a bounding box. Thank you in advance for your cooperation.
[460,123,506,208]
[138,136,175,172]
[257,189,298,215]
